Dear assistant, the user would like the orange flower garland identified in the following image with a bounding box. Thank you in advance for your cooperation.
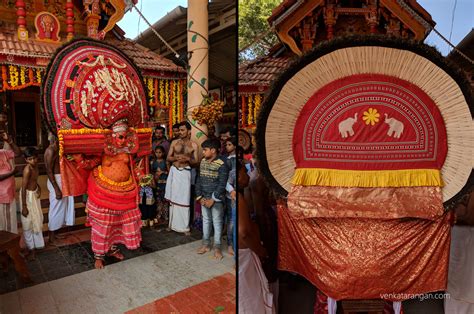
[1,65,43,91]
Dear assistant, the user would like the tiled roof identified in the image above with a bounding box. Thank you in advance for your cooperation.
[106,39,185,74]
[239,56,290,87]
[0,32,57,58]
[268,0,434,26]
[0,28,184,74]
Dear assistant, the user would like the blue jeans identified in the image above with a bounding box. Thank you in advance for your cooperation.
[202,201,224,248]
[232,200,236,258]
[225,198,234,246]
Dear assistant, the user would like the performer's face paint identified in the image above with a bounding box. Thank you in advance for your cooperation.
[113,131,127,148]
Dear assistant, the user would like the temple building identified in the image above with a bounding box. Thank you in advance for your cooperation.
[0,0,185,232]
[239,0,435,132]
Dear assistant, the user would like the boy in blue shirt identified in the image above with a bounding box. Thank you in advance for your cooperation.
[195,138,229,260]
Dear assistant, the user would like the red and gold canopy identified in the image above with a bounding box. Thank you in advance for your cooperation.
[256,36,473,301]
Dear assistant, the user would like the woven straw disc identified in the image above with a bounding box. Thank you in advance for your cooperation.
[238,129,252,151]
[263,45,473,202]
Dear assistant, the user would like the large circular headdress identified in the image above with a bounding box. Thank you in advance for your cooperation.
[256,36,474,204]
[42,38,148,131]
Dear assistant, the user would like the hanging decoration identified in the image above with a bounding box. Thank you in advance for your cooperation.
[142,77,186,138]
[240,93,264,128]
[1,65,44,91]
[191,94,225,127]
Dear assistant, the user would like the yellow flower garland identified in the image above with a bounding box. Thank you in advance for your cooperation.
[8,65,19,87]
[247,95,253,125]
[165,80,169,107]
[20,67,26,85]
[254,94,261,124]
[98,166,133,187]
[159,79,164,104]
[147,78,154,103]
[36,69,42,84]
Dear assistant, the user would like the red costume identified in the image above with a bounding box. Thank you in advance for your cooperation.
[42,39,152,264]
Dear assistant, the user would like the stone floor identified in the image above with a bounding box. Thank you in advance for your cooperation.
[1,226,202,295]
[0,240,235,313]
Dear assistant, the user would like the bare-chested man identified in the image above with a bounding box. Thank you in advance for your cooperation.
[44,133,75,244]
[165,121,199,235]
[21,147,44,258]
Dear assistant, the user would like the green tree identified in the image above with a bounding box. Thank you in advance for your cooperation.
[239,0,280,62]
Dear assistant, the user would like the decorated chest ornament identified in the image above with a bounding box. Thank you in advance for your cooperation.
[255,35,474,301]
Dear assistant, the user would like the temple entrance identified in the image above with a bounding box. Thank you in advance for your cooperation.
[13,101,37,147]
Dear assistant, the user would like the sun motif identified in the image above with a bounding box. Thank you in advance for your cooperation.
[362,108,380,126]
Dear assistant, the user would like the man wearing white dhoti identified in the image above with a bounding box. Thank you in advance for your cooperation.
[44,134,75,244]
[166,122,199,235]
[165,165,192,233]
[21,147,45,258]
[0,128,22,234]
[238,164,274,313]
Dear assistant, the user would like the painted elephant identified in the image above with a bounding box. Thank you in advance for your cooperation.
[384,114,404,138]
[338,113,358,138]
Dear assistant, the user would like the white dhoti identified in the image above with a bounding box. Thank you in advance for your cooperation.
[165,165,191,233]
[0,200,17,234]
[445,226,474,314]
[238,248,275,314]
[47,174,75,231]
[20,189,44,250]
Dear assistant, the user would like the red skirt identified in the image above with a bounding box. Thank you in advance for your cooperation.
[87,198,142,255]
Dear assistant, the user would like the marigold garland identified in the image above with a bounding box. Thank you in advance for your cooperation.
[239,93,264,128]
[254,94,261,124]
[165,80,169,107]
[1,65,44,91]
[159,79,164,104]
[247,94,253,126]
[8,65,19,87]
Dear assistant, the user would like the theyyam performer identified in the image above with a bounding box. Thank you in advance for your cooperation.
[42,39,152,269]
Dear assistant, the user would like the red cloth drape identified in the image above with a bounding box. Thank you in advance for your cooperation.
[278,202,451,301]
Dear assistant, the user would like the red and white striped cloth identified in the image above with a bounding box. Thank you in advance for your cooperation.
[87,199,142,255]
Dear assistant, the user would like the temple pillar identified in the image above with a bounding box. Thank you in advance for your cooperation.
[187,0,209,145]
[16,0,28,41]
[66,0,75,40]
[324,5,337,40]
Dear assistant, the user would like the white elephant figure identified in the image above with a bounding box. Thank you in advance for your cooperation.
[384,114,404,138]
[338,113,358,138]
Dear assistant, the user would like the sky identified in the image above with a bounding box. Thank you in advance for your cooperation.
[118,0,473,56]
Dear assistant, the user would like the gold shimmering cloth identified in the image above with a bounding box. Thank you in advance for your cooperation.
[277,203,452,301]
[287,186,444,220]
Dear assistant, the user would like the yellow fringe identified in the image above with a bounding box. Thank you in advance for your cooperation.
[291,168,443,187]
